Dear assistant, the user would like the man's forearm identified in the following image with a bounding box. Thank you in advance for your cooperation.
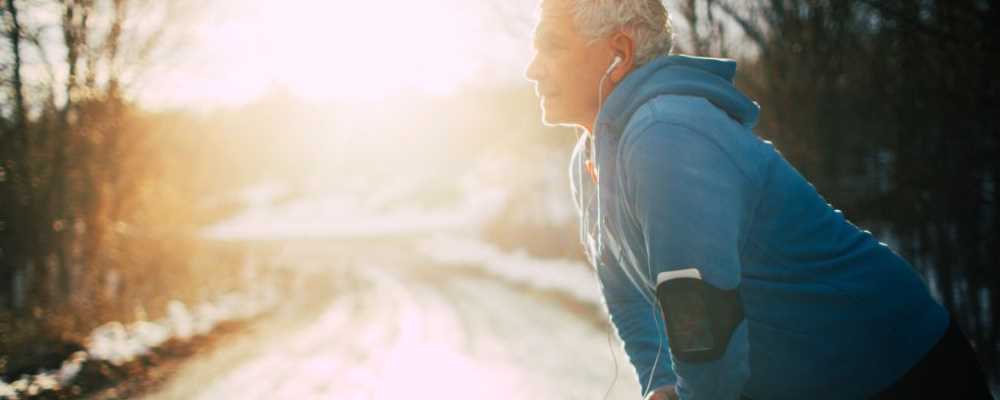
[671,321,751,400]
[603,294,678,394]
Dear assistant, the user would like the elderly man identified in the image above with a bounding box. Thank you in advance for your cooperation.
[525,0,992,399]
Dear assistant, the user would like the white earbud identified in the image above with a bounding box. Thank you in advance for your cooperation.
[606,55,623,74]
[593,55,624,133]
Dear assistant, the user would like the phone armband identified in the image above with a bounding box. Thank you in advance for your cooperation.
[655,268,744,363]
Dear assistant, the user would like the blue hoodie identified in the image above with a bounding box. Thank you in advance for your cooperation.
[571,55,949,399]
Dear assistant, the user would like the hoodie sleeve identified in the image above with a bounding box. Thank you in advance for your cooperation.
[595,242,678,396]
[620,121,751,400]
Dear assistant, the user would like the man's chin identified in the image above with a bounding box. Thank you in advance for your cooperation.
[541,113,582,129]
[539,102,575,127]
[540,113,562,127]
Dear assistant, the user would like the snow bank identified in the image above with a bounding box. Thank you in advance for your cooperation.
[88,288,278,366]
[200,162,510,241]
[201,185,508,240]
[0,287,279,400]
[416,234,602,306]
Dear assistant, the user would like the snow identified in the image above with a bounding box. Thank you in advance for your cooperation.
[2,155,595,399]
[88,322,147,366]
[416,233,602,307]
[87,289,278,367]
[143,251,641,400]
[55,352,87,386]
[0,382,15,399]
[0,286,279,400]
[201,171,508,241]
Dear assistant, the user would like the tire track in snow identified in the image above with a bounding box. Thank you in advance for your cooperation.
[143,242,641,400]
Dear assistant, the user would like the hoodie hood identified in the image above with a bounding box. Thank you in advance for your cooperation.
[596,54,760,135]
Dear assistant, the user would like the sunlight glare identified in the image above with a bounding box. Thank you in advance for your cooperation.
[274,0,479,100]
[149,0,485,107]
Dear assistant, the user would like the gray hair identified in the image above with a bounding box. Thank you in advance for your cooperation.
[572,0,674,66]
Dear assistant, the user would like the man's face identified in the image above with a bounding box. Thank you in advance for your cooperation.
[525,0,614,128]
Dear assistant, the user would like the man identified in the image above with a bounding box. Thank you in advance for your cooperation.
[524,0,993,399]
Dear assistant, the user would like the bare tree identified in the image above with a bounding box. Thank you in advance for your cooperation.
[2,0,31,310]
[0,0,200,315]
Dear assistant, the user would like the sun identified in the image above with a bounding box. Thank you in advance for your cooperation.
[271,0,481,101]
[145,0,486,107]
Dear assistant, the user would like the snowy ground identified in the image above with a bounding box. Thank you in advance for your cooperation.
[143,168,646,399]
[143,239,642,400]
[2,164,638,399]
[417,233,602,306]
[0,282,280,400]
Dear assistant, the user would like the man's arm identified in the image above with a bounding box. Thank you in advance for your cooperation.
[596,244,678,396]
[621,121,752,400]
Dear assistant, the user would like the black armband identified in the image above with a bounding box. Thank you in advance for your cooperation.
[655,268,744,363]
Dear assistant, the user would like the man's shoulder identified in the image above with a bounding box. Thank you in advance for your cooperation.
[619,94,775,186]
[625,95,723,132]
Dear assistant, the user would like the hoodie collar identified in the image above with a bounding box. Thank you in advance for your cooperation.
[595,54,760,136]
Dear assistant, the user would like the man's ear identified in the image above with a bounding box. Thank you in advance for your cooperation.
[608,31,636,83]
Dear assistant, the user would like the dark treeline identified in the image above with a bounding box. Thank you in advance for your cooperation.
[0,0,260,377]
[672,0,998,379]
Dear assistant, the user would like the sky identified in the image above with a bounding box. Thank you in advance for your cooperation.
[138,0,538,109]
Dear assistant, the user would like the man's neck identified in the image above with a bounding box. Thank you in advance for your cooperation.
[583,111,598,135]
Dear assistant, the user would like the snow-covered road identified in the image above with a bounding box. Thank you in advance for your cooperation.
[142,240,643,400]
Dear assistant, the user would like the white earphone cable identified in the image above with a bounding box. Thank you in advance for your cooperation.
[589,55,666,400]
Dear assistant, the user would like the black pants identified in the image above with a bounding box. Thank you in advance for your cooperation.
[740,318,993,399]
[870,317,993,399]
